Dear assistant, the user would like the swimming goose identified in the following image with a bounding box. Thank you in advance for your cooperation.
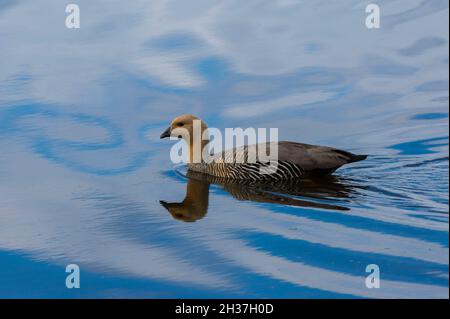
[160,114,367,181]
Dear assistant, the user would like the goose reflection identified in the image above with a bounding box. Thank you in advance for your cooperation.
[160,171,359,222]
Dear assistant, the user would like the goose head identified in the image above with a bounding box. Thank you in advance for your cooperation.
[160,114,209,163]
[160,114,208,141]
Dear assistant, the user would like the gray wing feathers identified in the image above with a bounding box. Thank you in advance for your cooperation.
[277,141,365,171]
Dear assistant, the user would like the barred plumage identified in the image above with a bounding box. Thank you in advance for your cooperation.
[188,144,305,181]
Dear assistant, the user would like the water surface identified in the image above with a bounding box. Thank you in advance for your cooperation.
[0,0,448,298]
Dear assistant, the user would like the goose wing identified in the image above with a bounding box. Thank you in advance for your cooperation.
[277,141,367,172]
[210,141,366,173]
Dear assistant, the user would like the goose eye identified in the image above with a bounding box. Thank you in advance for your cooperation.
[176,122,184,127]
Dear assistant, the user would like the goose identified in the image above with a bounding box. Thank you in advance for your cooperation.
[160,114,367,181]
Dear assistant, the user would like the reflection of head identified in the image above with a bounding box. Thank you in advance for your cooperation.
[159,178,209,222]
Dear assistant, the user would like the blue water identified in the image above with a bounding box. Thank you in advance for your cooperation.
[0,0,448,298]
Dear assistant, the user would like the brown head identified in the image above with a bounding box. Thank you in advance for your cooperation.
[160,114,207,139]
[160,114,209,163]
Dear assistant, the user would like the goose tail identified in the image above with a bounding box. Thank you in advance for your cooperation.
[348,154,368,163]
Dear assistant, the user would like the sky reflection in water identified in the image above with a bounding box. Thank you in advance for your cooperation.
[0,0,448,298]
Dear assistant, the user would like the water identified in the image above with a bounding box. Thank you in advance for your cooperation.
[0,0,448,298]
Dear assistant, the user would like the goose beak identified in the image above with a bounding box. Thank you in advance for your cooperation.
[160,127,171,139]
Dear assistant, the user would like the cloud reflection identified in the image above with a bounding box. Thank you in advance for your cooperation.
[0,0,448,298]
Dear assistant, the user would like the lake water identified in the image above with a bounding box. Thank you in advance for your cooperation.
[0,0,448,298]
